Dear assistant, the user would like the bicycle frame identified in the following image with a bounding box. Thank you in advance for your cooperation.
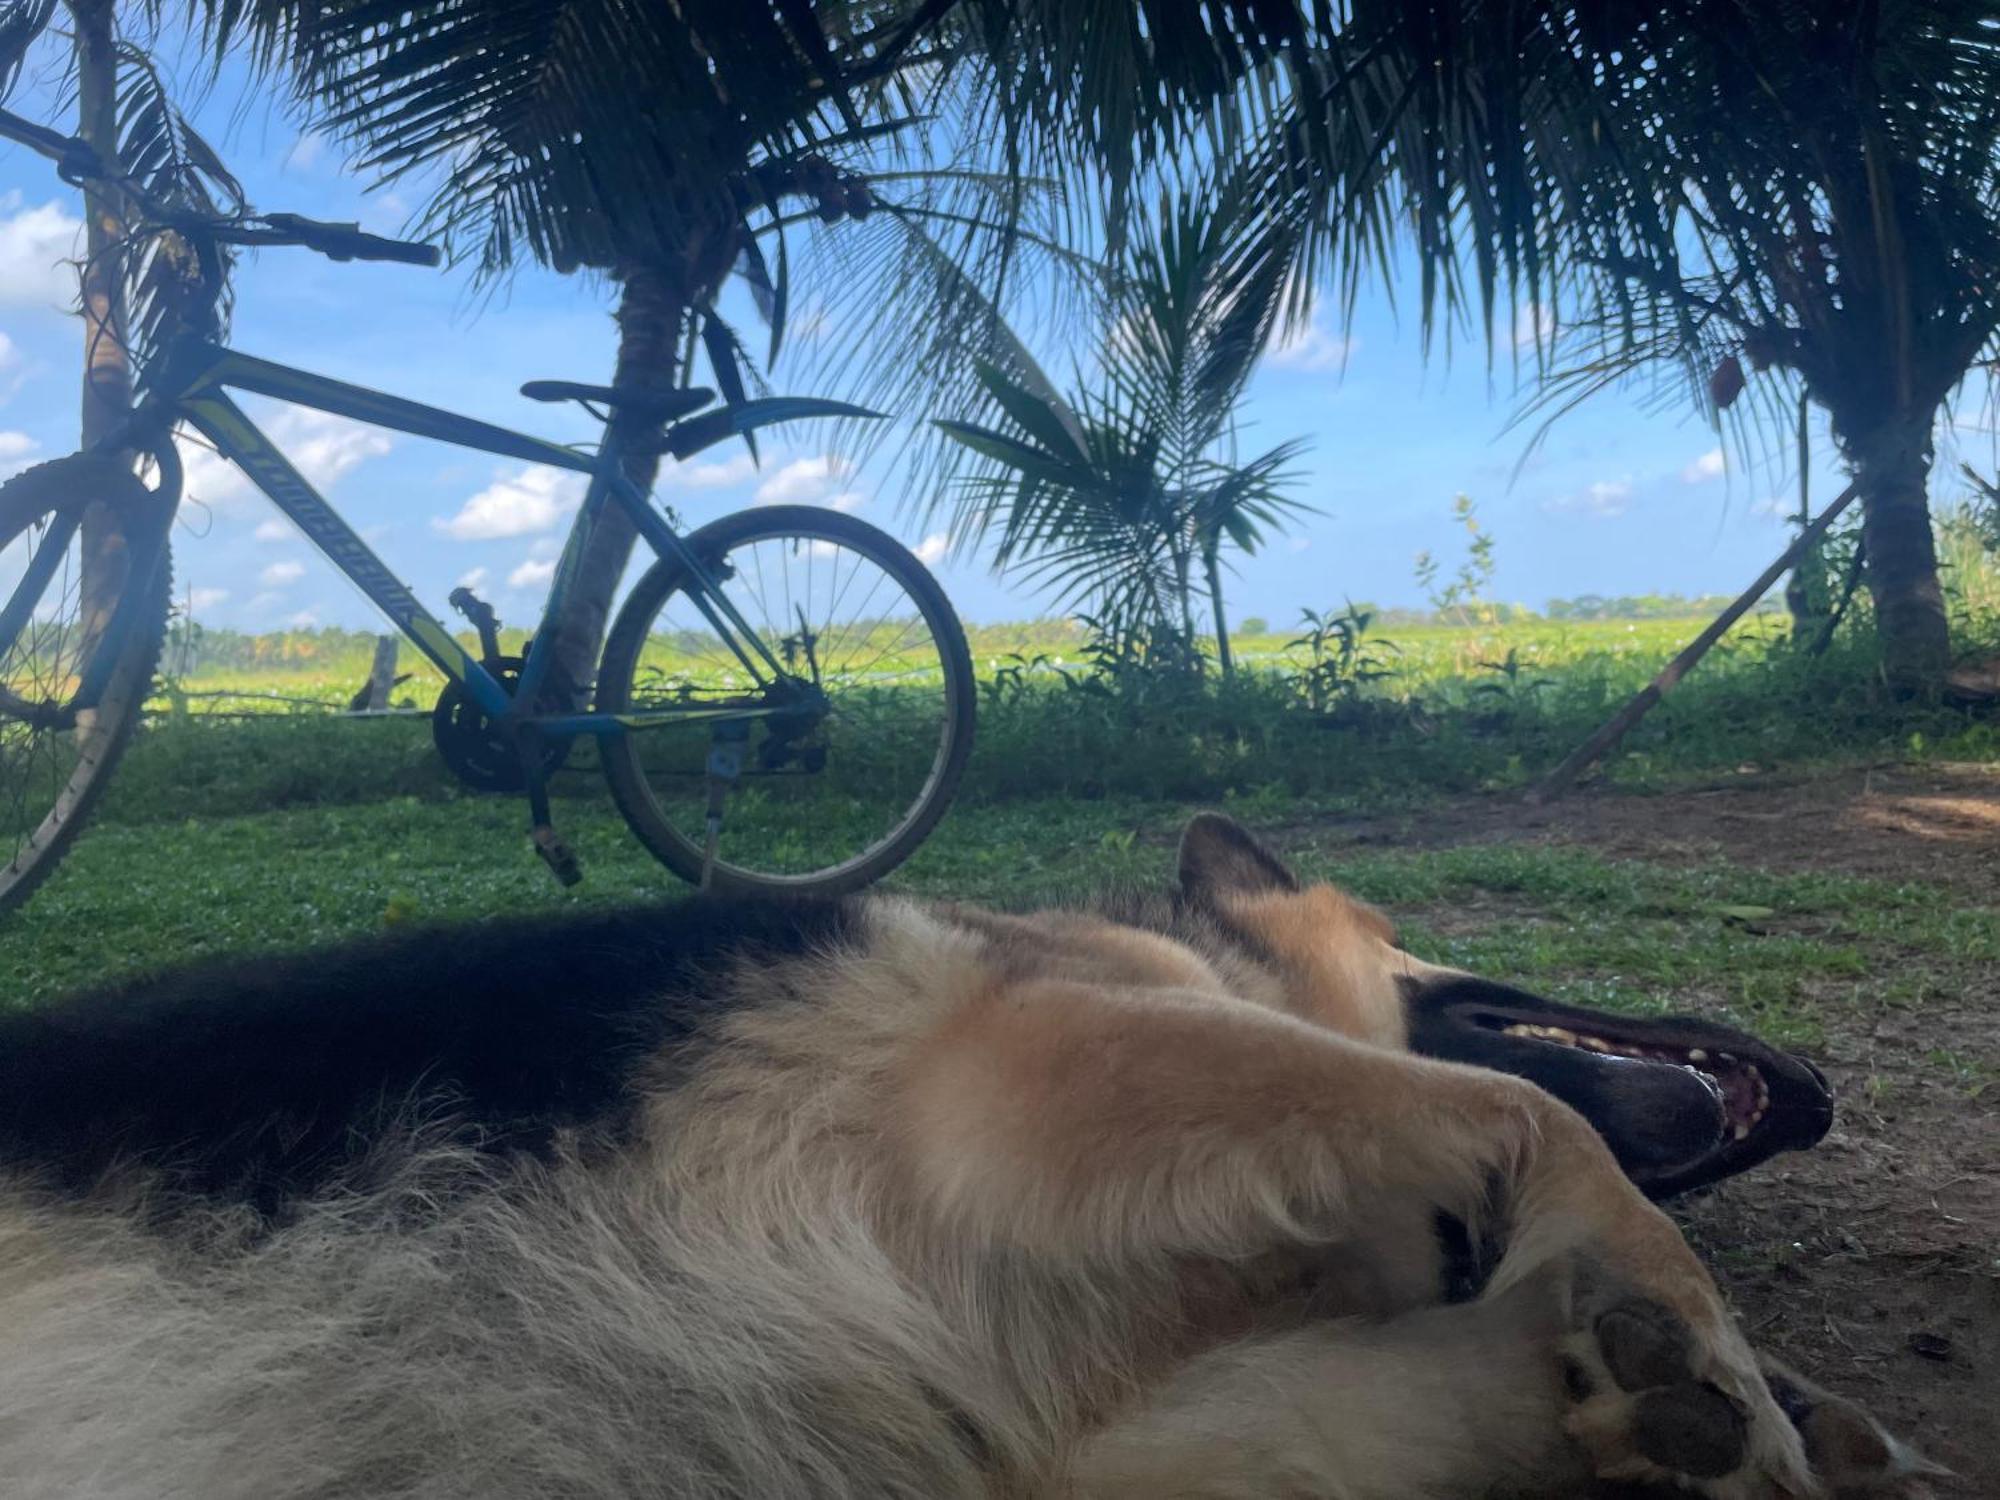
[75,337,798,737]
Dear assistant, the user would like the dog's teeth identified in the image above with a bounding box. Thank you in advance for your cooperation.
[1546,1028,1576,1044]
[1581,1036,1611,1052]
[1733,1123,1751,1141]
[1719,1052,1737,1065]
[1503,1024,1534,1037]
[1687,1048,1708,1063]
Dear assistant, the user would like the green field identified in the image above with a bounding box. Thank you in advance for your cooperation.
[0,599,1990,1002]
[156,613,1770,714]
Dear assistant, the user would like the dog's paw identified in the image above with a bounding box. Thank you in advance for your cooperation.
[1760,1356,1948,1500]
[1560,1291,1816,1499]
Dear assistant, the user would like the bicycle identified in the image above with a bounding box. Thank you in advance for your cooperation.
[0,108,975,914]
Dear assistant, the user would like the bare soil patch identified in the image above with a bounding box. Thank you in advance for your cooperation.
[1313,763,2000,1492]
[1344,760,2000,895]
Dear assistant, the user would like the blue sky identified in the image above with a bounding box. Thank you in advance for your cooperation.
[3,41,1995,635]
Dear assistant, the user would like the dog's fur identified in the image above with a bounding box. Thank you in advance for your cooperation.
[0,815,1933,1499]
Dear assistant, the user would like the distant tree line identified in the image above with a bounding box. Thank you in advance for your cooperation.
[1542,594,1786,623]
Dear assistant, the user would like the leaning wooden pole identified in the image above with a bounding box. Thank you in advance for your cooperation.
[1528,480,1861,805]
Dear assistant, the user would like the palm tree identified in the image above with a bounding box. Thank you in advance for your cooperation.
[949,3,2000,693]
[93,1,1105,701]
[12,0,1325,694]
[938,174,1312,672]
[1294,4,2000,692]
[4,1,244,633]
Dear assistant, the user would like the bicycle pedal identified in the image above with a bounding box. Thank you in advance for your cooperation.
[530,824,583,887]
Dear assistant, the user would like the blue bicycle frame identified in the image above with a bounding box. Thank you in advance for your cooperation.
[80,339,846,740]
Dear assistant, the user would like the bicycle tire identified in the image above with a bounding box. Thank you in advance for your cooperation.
[596,504,974,897]
[0,454,171,916]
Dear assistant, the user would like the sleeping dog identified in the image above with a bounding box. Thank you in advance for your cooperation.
[0,814,1935,1498]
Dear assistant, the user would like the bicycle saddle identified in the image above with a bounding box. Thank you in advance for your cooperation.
[520,381,715,423]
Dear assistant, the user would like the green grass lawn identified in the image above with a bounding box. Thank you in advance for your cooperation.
[10,762,1996,1093]
[9,605,1993,1039]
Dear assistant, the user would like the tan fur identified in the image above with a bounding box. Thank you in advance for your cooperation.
[1,828,1911,1499]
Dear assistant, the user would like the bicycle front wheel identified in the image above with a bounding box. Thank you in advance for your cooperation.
[597,505,974,896]
[1,455,171,916]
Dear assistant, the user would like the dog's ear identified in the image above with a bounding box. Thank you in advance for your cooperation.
[1178,814,1299,901]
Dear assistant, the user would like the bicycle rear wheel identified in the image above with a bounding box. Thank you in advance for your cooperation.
[596,505,974,896]
[0,455,170,915]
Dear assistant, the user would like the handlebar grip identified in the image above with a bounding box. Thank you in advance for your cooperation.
[335,230,443,267]
[259,214,441,267]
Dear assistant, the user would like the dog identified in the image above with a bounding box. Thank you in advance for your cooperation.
[0,813,1938,1498]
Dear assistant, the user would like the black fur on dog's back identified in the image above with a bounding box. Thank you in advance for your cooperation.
[0,896,860,1214]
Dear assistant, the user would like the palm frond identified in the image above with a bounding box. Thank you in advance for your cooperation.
[0,0,54,99]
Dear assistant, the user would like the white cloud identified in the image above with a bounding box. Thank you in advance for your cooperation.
[912,533,951,565]
[1286,535,1312,553]
[434,465,586,540]
[1681,448,1726,484]
[508,557,556,590]
[260,560,306,587]
[287,415,392,493]
[283,133,326,172]
[754,454,854,505]
[660,452,758,490]
[1512,301,1554,351]
[285,609,319,629]
[187,586,229,613]
[0,331,15,371]
[253,518,298,543]
[1750,494,1794,520]
[456,566,489,590]
[1269,298,1358,372]
[246,591,282,612]
[826,490,867,513]
[0,428,35,480]
[1545,477,1635,518]
[0,192,85,309]
[175,409,391,514]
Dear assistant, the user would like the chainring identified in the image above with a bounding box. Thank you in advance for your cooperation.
[430,656,570,793]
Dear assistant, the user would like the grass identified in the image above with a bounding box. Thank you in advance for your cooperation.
[146,607,2000,814]
[6,603,1993,1047]
[7,771,1994,1080]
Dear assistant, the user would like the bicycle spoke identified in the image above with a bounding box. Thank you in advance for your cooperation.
[601,514,967,892]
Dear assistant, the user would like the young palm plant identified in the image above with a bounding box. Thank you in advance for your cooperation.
[938,174,1313,675]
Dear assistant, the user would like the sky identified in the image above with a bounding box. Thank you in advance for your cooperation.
[3,38,1996,637]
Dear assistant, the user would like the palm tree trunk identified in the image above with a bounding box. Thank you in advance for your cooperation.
[73,0,129,447]
[1844,410,1951,692]
[1203,543,1233,677]
[69,0,134,641]
[542,262,688,708]
[1170,544,1198,649]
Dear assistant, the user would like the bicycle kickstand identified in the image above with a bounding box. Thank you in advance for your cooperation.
[700,721,749,892]
[518,725,582,887]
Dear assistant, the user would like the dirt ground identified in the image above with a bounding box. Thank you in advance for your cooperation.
[1318,763,2000,1494]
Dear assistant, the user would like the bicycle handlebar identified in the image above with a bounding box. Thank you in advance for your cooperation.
[0,105,440,269]
[251,214,441,267]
